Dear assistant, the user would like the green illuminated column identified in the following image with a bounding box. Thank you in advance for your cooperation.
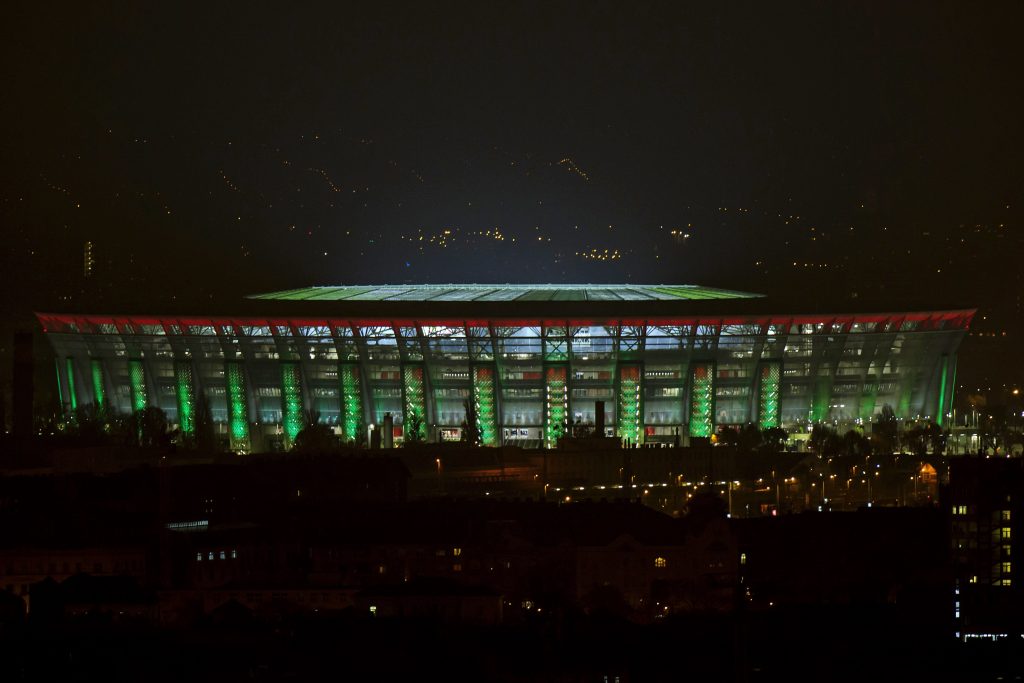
[65,357,78,412]
[91,359,106,411]
[859,384,878,421]
[897,372,915,419]
[947,356,957,424]
[54,360,65,415]
[757,362,780,429]
[281,362,305,446]
[225,360,251,452]
[811,366,835,423]
[341,363,365,442]
[545,365,568,448]
[129,359,147,413]
[617,364,642,445]
[472,365,498,446]
[689,362,714,438]
[936,355,949,426]
[402,364,426,442]
[174,361,196,437]
[811,376,833,423]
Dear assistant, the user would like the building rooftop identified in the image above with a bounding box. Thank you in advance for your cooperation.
[248,284,763,303]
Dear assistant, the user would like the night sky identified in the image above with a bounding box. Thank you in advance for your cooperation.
[1,2,1021,391]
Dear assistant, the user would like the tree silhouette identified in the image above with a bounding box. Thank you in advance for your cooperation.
[124,406,170,449]
[874,404,899,454]
[404,411,425,446]
[810,424,841,456]
[572,417,594,439]
[716,426,740,447]
[192,390,218,452]
[353,421,367,448]
[66,402,110,445]
[927,422,947,455]
[842,428,871,457]
[460,398,480,445]
[738,423,764,451]
[904,421,944,456]
[293,410,339,452]
[762,426,788,451]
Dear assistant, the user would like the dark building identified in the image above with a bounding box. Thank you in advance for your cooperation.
[1,452,734,625]
[174,497,736,624]
[734,507,948,610]
[950,456,1024,641]
[0,454,409,613]
[355,578,503,624]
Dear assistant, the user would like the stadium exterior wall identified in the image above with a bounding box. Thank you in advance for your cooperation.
[37,310,971,451]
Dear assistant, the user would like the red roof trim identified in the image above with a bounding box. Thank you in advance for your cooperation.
[34,310,977,334]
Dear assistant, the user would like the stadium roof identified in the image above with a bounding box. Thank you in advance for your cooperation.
[34,283,977,323]
[248,284,763,303]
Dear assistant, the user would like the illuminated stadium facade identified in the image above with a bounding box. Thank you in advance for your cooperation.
[38,284,973,451]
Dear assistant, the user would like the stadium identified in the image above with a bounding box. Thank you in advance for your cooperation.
[37,284,973,451]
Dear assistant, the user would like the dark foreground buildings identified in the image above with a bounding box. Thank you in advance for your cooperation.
[1,449,1023,679]
[0,457,734,623]
[950,457,1024,642]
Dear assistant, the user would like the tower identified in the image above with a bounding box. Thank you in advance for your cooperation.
[83,241,95,278]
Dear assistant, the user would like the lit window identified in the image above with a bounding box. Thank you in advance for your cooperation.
[378,564,386,574]
[453,547,462,557]
[453,563,462,572]
[219,551,226,560]
[369,605,377,615]
[740,553,747,565]
[231,549,238,559]
[1003,562,1012,574]
[196,553,202,562]
[1002,510,1012,522]
[969,576,978,584]
[654,557,667,568]
[1002,528,1012,541]
[208,552,214,561]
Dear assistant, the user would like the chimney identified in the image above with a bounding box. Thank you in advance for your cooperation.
[594,400,605,436]
[382,412,394,448]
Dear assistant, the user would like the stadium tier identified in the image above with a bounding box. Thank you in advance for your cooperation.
[37,284,973,451]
